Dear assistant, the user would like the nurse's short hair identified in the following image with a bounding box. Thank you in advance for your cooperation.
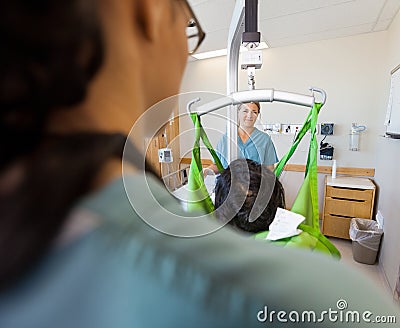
[238,102,260,114]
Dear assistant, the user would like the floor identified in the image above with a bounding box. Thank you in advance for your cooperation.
[329,237,392,297]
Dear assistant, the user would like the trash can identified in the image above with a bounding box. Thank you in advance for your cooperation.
[349,218,383,265]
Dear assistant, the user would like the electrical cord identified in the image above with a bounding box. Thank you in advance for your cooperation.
[320,135,327,146]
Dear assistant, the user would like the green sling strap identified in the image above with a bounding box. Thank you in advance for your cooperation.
[256,102,340,258]
[187,113,223,213]
[274,102,322,229]
[187,105,340,258]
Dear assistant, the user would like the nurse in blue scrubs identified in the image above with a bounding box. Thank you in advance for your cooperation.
[207,102,278,174]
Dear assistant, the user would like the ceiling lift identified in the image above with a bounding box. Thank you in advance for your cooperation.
[184,1,340,258]
[187,0,326,164]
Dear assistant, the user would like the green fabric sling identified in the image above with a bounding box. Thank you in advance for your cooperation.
[187,105,340,258]
[256,102,340,258]
[187,113,224,213]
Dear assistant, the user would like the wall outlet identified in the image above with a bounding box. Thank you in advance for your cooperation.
[273,123,281,133]
[282,124,315,135]
[281,124,292,134]
[266,123,319,135]
[376,210,384,229]
[257,123,281,134]
[292,124,302,134]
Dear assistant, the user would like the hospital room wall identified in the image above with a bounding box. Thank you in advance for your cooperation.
[180,31,388,209]
[374,10,400,296]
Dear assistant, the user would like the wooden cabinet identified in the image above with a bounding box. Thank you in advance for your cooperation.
[322,176,376,239]
[145,115,181,190]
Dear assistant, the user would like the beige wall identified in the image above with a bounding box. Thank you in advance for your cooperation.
[374,10,400,296]
[180,13,400,295]
[180,31,388,207]
[182,31,388,167]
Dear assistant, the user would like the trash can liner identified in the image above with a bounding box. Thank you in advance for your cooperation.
[349,218,383,251]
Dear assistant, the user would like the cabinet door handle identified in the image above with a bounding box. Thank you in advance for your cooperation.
[331,196,365,203]
[328,214,354,219]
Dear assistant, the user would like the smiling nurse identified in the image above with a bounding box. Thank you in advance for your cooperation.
[207,101,278,174]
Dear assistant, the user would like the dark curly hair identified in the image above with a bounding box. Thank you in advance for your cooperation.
[0,0,128,290]
[0,0,104,168]
[214,159,285,233]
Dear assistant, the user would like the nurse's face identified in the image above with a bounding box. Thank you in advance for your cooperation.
[238,103,259,129]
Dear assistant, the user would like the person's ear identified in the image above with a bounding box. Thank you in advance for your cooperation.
[134,0,165,42]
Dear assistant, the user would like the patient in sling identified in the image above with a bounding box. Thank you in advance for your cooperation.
[214,158,285,233]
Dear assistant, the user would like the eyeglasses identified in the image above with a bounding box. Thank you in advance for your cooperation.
[180,0,206,55]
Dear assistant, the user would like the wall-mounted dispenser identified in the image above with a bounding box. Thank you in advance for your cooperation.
[349,123,366,151]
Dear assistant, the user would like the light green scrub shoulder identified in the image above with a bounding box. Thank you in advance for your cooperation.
[0,174,398,328]
[216,128,278,168]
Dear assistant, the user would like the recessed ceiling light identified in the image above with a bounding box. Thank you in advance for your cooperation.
[191,42,269,60]
[191,48,228,60]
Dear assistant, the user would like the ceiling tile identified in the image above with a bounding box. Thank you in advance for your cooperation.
[259,0,385,42]
[198,28,230,53]
[268,23,374,48]
[378,0,400,20]
[190,0,235,33]
[373,19,392,31]
[187,0,400,53]
[259,0,354,20]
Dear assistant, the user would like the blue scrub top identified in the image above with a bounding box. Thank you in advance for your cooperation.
[215,128,278,169]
